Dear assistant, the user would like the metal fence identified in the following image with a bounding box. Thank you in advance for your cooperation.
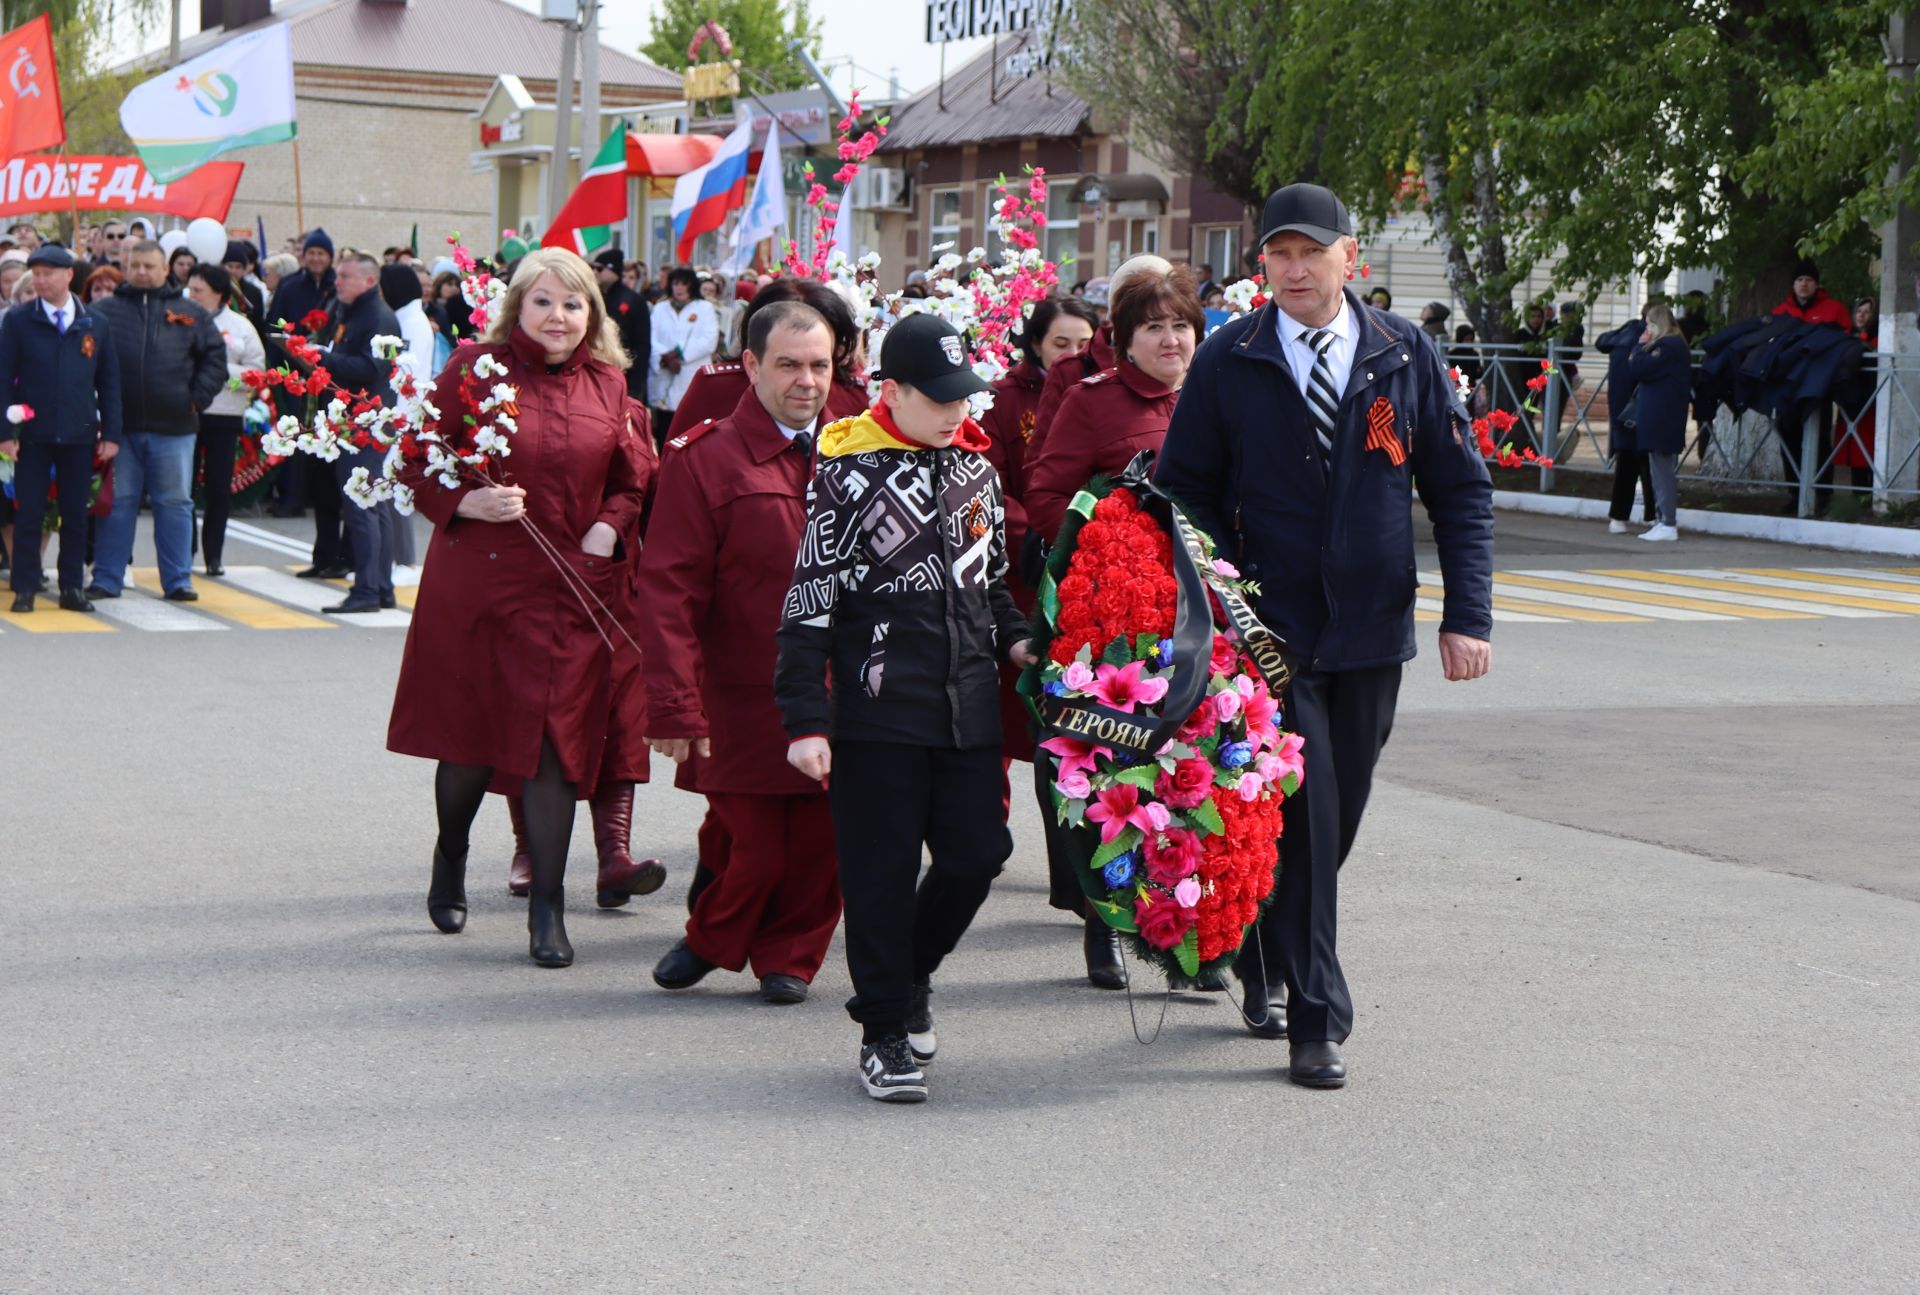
[1452,340,1920,518]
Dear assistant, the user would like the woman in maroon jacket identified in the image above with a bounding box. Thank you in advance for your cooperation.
[1025,265,1202,543]
[980,297,1099,537]
[1018,263,1203,987]
[388,248,656,969]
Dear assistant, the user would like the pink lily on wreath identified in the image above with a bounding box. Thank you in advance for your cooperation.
[1038,733,1114,784]
[1088,660,1170,712]
[1084,783,1171,845]
[1262,731,1307,788]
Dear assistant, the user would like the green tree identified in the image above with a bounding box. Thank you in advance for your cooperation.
[642,0,824,101]
[1056,0,1288,235]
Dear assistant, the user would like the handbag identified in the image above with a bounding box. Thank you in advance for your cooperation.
[1616,392,1639,434]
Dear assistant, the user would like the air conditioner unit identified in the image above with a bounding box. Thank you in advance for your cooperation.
[849,166,909,211]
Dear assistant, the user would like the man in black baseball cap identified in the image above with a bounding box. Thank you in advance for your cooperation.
[1153,177,1495,1090]
[875,311,990,409]
[589,245,649,400]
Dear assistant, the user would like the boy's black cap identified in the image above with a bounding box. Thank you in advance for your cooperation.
[876,312,989,403]
[1257,183,1353,249]
[26,244,74,269]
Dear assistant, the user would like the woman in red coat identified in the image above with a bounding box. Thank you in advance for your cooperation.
[388,247,655,969]
[1018,262,1203,987]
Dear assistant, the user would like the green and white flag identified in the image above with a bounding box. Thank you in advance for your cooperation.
[120,23,297,184]
[541,121,630,258]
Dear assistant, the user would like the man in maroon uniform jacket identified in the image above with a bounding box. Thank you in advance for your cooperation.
[636,301,843,1003]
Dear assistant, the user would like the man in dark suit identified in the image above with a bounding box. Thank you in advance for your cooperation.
[1155,184,1494,1089]
[593,248,650,401]
[0,245,121,612]
[315,251,400,613]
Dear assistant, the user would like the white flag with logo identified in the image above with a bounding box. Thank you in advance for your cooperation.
[725,122,787,275]
[120,22,297,183]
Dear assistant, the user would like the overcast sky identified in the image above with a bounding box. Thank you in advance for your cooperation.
[126,2,991,103]
[506,0,992,102]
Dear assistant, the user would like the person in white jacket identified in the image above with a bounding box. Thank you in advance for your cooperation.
[379,263,436,571]
[184,264,265,577]
[648,266,717,424]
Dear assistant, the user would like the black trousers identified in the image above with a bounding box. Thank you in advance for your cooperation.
[830,740,1012,1042]
[1608,447,1655,522]
[9,441,94,595]
[1234,664,1402,1043]
[1035,751,1086,914]
[196,415,240,569]
[308,454,346,568]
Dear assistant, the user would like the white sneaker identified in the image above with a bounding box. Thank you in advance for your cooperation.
[1607,519,1629,534]
[1640,524,1679,542]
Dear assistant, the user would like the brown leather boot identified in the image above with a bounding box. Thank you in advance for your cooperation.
[506,795,532,897]
[591,783,665,908]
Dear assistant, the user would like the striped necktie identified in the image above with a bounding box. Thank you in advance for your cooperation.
[1300,327,1339,460]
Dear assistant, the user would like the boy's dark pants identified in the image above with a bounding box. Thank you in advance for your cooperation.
[830,740,1012,1042]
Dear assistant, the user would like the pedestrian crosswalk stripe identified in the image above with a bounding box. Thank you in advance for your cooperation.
[1728,567,1920,603]
[1797,566,1920,589]
[1520,569,1869,618]
[1418,594,1562,624]
[1592,569,1920,614]
[95,592,229,632]
[221,565,413,627]
[296,566,420,610]
[1503,570,1810,619]
[0,604,116,632]
[132,566,333,630]
[1421,573,1648,622]
[1492,572,1733,620]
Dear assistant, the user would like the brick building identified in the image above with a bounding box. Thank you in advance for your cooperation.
[163,0,677,257]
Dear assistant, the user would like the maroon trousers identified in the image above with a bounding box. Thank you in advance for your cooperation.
[683,792,840,980]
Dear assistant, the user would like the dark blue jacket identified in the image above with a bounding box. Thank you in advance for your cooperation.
[1155,290,1494,672]
[1593,321,1644,453]
[266,266,336,333]
[89,283,227,437]
[322,287,401,409]
[0,297,122,447]
[1624,335,1692,455]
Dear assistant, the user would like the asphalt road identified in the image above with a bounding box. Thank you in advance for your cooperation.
[3,511,1916,1293]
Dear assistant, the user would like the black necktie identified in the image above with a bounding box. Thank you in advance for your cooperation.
[792,430,813,459]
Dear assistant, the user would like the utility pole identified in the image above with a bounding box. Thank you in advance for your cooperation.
[547,10,579,234]
[1878,10,1920,510]
[580,0,601,167]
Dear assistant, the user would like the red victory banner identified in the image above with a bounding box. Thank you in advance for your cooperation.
[0,155,243,219]
[0,14,64,157]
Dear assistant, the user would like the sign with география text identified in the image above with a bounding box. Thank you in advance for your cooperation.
[924,0,1074,44]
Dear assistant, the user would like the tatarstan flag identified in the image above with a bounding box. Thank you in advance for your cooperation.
[543,122,629,258]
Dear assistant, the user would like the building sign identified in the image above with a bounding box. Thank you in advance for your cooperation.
[924,0,1072,44]
[683,61,740,101]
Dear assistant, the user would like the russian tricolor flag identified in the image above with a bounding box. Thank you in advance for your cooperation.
[670,118,755,263]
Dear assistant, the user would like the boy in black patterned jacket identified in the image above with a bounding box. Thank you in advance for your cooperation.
[774,313,1035,1104]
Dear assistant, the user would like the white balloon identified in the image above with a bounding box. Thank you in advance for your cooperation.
[159,229,188,256]
[186,216,228,265]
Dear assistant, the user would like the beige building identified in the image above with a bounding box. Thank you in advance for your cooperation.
[163,0,677,258]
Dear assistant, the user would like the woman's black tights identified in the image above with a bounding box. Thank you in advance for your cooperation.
[434,744,578,900]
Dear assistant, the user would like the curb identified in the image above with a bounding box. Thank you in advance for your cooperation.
[1491,490,1920,557]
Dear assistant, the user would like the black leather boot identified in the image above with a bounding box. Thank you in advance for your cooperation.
[427,844,467,934]
[527,891,573,968]
[1083,914,1126,990]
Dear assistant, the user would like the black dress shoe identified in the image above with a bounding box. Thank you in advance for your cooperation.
[427,845,467,934]
[1242,995,1287,1040]
[204,563,224,578]
[1083,914,1127,990]
[58,589,95,613]
[295,565,326,579]
[164,587,199,602]
[9,592,32,612]
[528,895,573,968]
[1288,1040,1347,1089]
[83,583,119,599]
[653,940,716,989]
[319,564,353,580]
[325,598,382,614]
[760,974,809,1005]
[379,592,397,609]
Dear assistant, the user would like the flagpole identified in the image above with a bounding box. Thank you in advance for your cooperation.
[291,138,306,233]
[61,142,79,244]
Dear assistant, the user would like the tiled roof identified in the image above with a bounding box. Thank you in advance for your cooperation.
[881,29,1089,152]
[164,0,679,92]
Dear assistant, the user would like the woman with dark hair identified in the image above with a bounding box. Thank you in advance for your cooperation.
[1022,264,1202,987]
[648,266,717,431]
[981,297,1099,527]
[665,276,870,439]
[184,263,265,577]
[168,246,197,289]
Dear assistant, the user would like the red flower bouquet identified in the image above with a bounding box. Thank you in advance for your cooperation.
[1020,458,1302,984]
